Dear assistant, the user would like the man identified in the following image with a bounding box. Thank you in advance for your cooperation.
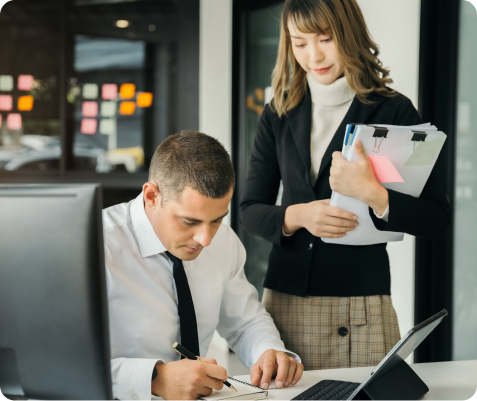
[103,131,304,400]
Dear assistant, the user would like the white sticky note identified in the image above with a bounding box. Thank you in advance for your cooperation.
[405,139,446,166]
[101,101,116,117]
[0,75,14,91]
[83,83,99,99]
[99,119,116,135]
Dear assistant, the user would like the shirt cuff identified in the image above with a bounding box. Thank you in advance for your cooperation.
[282,227,295,237]
[373,205,389,222]
[113,358,163,400]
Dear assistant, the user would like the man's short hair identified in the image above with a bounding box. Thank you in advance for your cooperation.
[149,130,235,203]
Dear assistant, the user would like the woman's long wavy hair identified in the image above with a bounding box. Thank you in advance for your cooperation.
[271,0,395,117]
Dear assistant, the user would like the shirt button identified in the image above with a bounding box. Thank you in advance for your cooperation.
[308,242,313,250]
[338,327,349,337]
[132,394,139,400]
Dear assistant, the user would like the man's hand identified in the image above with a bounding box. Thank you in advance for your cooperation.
[250,349,304,390]
[152,358,227,400]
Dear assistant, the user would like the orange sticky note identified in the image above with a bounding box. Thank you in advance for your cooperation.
[120,101,136,115]
[18,95,34,111]
[7,113,22,130]
[81,118,97,135]
[120,83,136,99]
[137,92,153,107]
[0,114,2,128]
[368,156,404,183]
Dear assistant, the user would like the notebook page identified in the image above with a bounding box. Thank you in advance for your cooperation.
[199,378,268,400]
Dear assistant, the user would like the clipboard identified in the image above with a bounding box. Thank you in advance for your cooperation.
[323,123,446,246]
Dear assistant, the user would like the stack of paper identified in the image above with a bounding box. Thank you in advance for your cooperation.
[323,123,446,246]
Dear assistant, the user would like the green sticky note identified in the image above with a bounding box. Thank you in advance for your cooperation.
[405,139,445,166]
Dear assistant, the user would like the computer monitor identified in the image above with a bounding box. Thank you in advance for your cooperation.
[0,184,112,400]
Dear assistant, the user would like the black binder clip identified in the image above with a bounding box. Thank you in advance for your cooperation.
[411,131,427,154]
[372,128,388,153]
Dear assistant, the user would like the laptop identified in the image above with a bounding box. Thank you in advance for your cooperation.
[292,309,448,400]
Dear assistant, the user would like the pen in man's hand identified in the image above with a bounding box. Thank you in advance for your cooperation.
[173,342,237,391]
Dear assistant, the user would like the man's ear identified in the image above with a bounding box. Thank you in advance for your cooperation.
[143,182,162,209]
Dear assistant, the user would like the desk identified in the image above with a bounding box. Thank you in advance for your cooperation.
[235,360,477,400]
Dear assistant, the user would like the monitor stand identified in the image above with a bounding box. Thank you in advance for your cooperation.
[354,360,429,400]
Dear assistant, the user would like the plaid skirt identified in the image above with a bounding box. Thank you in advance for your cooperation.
[262,289,401,370]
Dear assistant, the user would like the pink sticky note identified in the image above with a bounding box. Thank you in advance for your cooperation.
[0,95,13,111]
[7,113,22,130]
[18,75,34,91]
[81,118,97,135]
[102,84,118,100]
[82,101,98,117]
[368,156,404,183]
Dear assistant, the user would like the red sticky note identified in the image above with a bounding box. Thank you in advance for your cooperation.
[102,84,118,100]
[0,95,13,111]
[18,75,34,91]
[81,118,97,135]
[82,101,98,117]
[368,156,404,183]
[7,113,22,130]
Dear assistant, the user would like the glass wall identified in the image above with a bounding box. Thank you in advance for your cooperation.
[453,0,477,361]
[239,3,283,298]
[0,1,61,171]
[0,0,197,177]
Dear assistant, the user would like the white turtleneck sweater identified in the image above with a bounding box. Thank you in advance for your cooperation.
[282,74,387,237]
[307,73,355,184]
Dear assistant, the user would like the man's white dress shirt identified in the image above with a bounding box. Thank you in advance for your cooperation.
[103,193,298,400]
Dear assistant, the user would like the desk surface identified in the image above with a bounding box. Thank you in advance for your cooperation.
[235,360,477,400]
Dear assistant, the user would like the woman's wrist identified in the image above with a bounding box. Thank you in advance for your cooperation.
[283,204,304,234]
[359,183,389,215]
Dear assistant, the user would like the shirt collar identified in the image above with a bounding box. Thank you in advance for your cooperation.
[130,192,167,258]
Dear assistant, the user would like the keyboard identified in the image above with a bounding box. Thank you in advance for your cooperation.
[292,380,360,400]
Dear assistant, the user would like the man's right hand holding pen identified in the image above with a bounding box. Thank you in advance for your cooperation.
[152,357,228,400]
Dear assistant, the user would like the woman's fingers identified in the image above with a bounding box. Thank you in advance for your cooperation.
[324,216,359,228]
[325,205,358,221]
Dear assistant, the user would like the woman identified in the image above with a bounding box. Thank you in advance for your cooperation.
[240,0,450,379]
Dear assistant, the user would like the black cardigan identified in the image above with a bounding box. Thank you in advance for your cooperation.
[239,89,451,297]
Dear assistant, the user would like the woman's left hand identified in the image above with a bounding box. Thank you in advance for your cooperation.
[330,139,389,215]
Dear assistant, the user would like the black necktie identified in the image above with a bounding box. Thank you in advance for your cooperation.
[166,251,200,358]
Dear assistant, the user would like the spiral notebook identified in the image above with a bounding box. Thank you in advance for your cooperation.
[200,377,268,400]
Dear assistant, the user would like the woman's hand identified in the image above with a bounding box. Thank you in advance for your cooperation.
[283,199,358,238]
[330,139,389,215]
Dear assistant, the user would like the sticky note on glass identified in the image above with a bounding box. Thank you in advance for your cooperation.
[82,101,98,117]
[101,101,116,117]
[81,118,97,135]
[102,84,118,100]
[18,75,34,91]
[0,75,14,91]
[137,92,153,107]
[120,101,136,115]
[120,83,136,99]
[368,155,404,183]
[100,119,116,135]
[0,95,13,111]
[18,95,34,111]
[7,113,22,130]
[83,84,99,99]
[405,139,446,166]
